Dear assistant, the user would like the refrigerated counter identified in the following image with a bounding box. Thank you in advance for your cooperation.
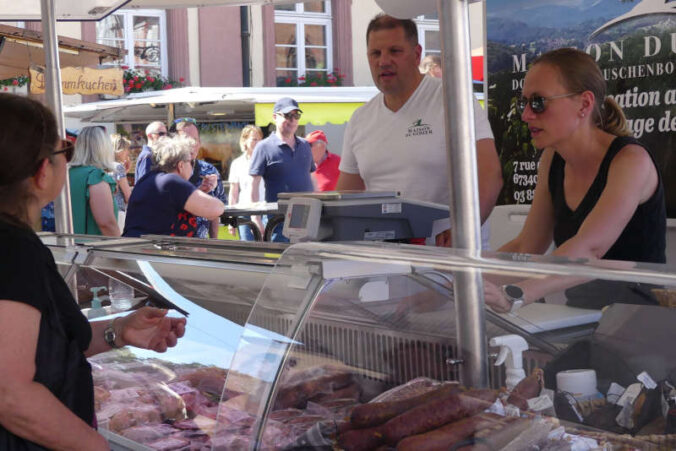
[41,235,676,450]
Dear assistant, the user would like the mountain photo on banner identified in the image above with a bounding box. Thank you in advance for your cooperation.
[485,0,676,216]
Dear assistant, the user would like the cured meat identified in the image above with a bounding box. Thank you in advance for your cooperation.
[396,414,504,451]
[120,424,179,443]
[350,382,462,428]
[507,369,544,410]
[274,370,353,409]
[381,388,499,445]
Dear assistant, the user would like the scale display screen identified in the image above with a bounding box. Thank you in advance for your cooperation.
[289,204,308,228]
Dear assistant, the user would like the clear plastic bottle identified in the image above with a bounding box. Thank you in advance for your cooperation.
[108,278,133,311]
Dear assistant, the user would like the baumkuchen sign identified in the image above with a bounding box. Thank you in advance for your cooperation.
[30,65,123,96]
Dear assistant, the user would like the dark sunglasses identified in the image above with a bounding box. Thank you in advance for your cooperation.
[174,117,197,125]
[516,92,579,115]
[279,112,301,121]
[52,139,74,162]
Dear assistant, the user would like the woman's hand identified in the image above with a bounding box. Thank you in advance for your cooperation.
[117,307,186,353]
[483,280,512,314]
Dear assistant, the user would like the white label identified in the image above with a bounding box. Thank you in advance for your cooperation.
[528,394,554,411]
[381,203,402,214]
[637,371,657,390]
[364,230,396,240]
[607,382,626,405]
[617,382,642,407]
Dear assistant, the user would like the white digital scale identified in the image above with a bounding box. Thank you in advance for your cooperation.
[277,191,451,243]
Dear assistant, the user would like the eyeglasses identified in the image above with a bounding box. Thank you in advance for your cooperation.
[156,131,167,136]
[174,117,197,125]
[52,139,74,162]
[278,112,301,121]
[517,92,580,114]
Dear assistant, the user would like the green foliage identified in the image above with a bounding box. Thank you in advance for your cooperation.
[0,75,29,90]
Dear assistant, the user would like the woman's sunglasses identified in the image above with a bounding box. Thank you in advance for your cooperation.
[52,139,74,162]
[516,92,579,115]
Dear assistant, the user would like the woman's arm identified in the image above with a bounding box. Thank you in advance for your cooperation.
[184,189,225,220]
[228,181,240,206]
[498,149,556,254]
[0,301,108,450]
[118,177,132,204]
[87,307,186,357]
[89,181,120,237]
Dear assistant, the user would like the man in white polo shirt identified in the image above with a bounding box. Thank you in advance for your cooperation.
[336,14,503,247]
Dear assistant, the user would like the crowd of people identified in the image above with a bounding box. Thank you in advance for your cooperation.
[0,11,668,449]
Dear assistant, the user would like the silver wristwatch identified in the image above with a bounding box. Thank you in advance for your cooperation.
[501,284,524,313]
[104,320,121,348]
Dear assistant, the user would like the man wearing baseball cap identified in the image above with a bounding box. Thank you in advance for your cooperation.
[250,97,315,241]
[306,130,341,192]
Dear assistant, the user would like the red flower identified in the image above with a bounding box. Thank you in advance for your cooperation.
[121,65,129,70]
[134,83,142,89]
[285,77,292,83]
[180,224,188,231]
[124,86,131,92]
[166,84,173,89]
[147,77,155,82]
[3,87,8,91]
[187,231,194,237]
[11,79,18,86]
[189,217,197,227]
[310,81,318,86]
[179,77,185,82]
[133,76,139,81]
[328,79,335,84]
[298,76,305,81]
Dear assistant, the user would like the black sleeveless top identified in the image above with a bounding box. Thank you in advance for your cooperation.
[549,136,666,264]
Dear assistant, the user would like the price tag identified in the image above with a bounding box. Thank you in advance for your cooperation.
[638,371,657,389]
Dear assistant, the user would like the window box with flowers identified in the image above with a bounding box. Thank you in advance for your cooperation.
[122,68,184,94]
[0,75,29,94]
[279,70,346,87]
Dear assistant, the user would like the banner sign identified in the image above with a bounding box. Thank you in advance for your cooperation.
[30,65,123,96]
[486,0,676,215]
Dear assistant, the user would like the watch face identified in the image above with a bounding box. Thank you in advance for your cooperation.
[504,284,524,299]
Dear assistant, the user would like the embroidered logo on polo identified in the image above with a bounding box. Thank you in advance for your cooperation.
[405,119,433,138]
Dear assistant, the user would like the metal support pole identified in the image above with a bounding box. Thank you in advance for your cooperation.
[41,0,73,235]
[437,0,488,388]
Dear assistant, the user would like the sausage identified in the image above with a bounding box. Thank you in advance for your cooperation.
[274,372,353,409]
[396,414,499,451]
[337,425,385,451]
[382,389,499,445]
[506,368,543,410]
[310,383,362,404]
[350,382,463,428]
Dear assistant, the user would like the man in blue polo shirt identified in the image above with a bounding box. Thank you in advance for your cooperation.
[250,97,315,242]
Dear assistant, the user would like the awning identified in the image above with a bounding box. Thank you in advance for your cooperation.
[0,24,124,80]
[64,86,380,125]
[0,0,129,21]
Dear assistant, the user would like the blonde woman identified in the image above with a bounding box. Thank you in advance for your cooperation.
[111,134,132,211]
[69,126,120,236]
[228,125,265,240]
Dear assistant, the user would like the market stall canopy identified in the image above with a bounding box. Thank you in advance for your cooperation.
[0,0,129,21]
[63,86,380,125]
[0,24,124,80]
[126,0,299,7]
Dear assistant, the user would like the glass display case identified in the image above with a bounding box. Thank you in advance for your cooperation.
[43,236,676,450]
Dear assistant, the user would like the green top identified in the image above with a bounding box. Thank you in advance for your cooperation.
[69,166,118,235]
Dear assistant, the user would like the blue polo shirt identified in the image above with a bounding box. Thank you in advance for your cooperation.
[249,134,315,202]
[135,144,153,181]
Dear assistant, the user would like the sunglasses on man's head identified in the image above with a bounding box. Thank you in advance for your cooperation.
[52,139,74,162]
[516,92,579,115]
[279,112,301,121]
[174,117,197,125]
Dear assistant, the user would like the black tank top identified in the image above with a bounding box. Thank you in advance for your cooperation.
[549,136,666,264]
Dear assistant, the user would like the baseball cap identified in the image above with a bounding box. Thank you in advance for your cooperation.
[273,97,303,114]
[305,130,328,144]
